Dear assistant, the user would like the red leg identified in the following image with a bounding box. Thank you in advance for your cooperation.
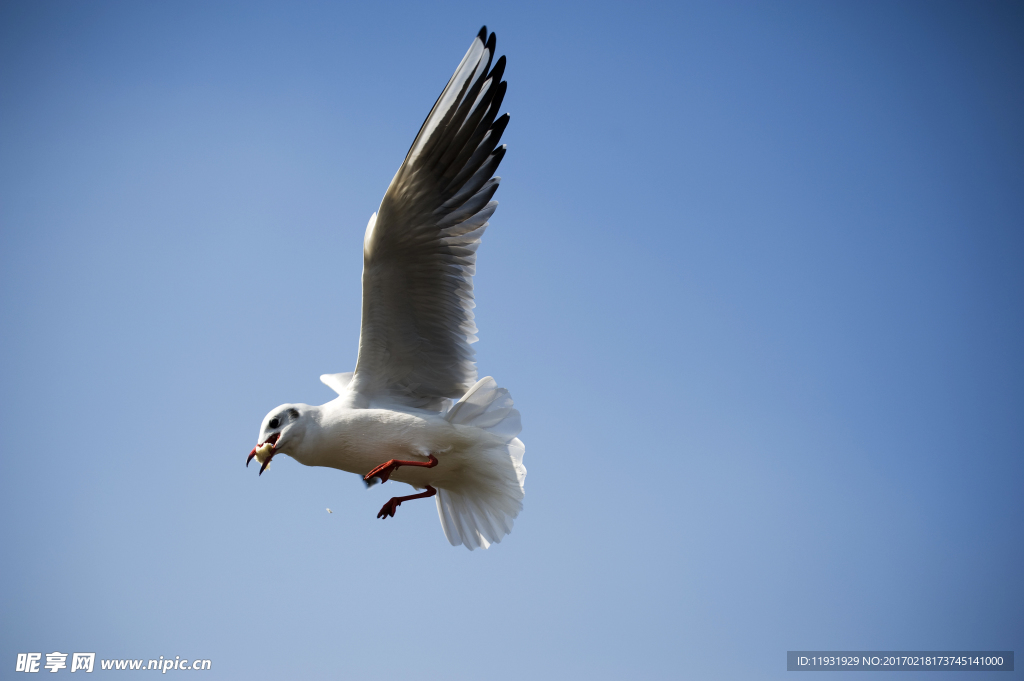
[377,485,437,519]
[364,454,438,485]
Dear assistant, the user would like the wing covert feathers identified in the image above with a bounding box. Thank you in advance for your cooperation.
[353,27,509,410]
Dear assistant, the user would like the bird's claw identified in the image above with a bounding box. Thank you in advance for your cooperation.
[377,498,401,519]
[363,476,382,488]
[363,462,397,485]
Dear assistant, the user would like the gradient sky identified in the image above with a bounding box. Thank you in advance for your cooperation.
[1,1,1022,679]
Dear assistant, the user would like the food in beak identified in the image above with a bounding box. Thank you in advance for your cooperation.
[246,433,280,472]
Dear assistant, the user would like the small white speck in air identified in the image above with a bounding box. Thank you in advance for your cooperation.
[326,508,332,513]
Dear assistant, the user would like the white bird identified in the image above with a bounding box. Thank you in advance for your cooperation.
[247,27,524,550]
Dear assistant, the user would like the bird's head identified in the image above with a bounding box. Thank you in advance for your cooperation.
[247,404,308,475]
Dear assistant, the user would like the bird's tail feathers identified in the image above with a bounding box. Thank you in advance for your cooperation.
[439,377,526,550]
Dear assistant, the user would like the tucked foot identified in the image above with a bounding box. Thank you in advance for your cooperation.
[364,454,438,486]
[376,485,437,520]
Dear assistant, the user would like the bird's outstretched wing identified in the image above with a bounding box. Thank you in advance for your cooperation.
[350,27,508,411]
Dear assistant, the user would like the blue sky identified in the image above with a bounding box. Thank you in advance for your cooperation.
[1,1,1021,679]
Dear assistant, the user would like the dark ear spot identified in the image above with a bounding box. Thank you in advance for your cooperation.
[288,408,300,419]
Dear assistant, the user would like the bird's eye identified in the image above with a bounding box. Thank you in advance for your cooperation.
[269,418,280,429]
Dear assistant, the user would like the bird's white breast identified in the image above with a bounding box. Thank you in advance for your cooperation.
[288,400,455,477]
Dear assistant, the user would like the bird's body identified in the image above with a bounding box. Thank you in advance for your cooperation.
[288,405,447,478]
[270,402,481,486]
[247,27,524,550]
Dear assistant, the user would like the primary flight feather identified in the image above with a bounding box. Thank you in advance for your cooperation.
[247,27,524,550]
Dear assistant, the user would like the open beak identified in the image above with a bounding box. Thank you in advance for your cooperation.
[246,432,281,475]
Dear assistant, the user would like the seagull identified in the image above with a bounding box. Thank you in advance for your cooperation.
[247,27,524,550]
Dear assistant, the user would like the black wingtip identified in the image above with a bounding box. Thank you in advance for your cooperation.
[491,112,510,138]
[490,144,508,166]
[489,80,508,114]
[478,26,487,43]
[485,31,496,54]
[490,54,506,78]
